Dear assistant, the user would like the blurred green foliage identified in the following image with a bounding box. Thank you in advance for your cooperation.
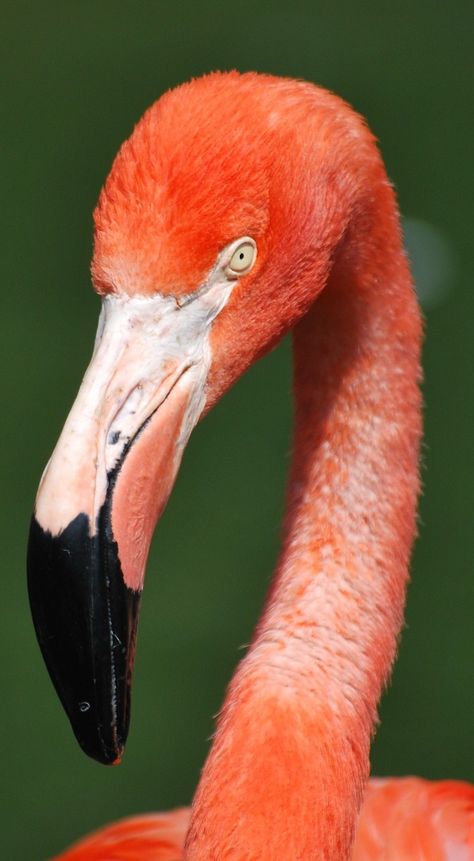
[2,2,473,858]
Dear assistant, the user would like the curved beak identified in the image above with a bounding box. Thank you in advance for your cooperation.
[27,290,221,764]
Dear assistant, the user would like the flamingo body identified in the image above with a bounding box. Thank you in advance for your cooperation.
[27,72,473,861]
[54,810,188,861]
[352,779,474,860]
[56,780,474,860]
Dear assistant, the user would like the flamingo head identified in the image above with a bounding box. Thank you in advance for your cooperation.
[27,71,368,764]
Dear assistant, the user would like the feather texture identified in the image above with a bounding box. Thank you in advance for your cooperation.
[56,780,474,860]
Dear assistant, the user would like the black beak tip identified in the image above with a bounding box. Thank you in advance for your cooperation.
[76,714,125,766]
[27,513,141,765]
[69,698,126,766]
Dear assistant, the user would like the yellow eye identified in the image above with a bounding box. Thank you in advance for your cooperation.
[226,240,257,277]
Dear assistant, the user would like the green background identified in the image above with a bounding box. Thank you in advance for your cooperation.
[3,2,473,858]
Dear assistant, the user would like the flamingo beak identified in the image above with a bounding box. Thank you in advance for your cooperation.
[27,292,214,765]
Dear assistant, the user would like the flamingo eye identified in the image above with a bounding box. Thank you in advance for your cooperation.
[225,239,257,278]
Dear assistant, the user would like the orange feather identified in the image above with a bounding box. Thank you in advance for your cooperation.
[54,810,189,861]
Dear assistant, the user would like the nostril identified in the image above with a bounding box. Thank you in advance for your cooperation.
[108,430,121,445]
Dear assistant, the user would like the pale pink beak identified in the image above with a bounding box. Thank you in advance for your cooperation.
[27,291,211,764]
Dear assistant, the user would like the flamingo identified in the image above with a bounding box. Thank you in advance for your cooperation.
[27,71,473,860]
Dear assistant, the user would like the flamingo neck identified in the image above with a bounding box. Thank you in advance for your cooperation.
[186,189,422,860]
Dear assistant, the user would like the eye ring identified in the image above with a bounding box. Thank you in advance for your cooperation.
[225,238,257,278]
